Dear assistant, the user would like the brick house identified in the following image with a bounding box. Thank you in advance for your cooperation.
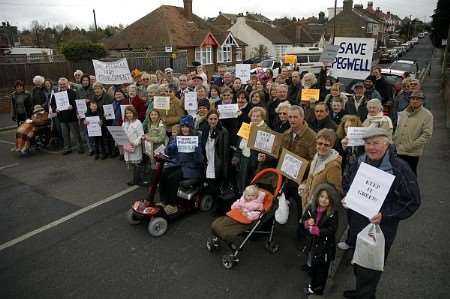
[103,0,246,76]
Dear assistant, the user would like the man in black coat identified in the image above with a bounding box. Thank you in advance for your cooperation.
[288,71,302,103]
[308,102,337,132]
[342,128,421,299]
[372,67,393,106]
[50,77,84,155]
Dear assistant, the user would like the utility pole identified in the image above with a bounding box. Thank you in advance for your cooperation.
[93,9,98,33]
[332,0,337,44]
[408,15,412,40]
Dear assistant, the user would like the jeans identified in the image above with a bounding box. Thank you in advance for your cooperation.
[60,121,83,152]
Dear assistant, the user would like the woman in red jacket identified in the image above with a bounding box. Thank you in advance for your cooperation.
[127,85,146,122]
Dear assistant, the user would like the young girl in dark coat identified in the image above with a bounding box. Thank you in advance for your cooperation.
[301,183,339,296]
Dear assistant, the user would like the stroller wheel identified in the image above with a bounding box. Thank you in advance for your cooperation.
[126,209,141,225]
[222,254,238,270]
[147,217,168,237]
[265,242,280,254]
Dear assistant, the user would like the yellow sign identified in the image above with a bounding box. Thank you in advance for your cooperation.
[301,88,320,102]
[284,54,297,65]
[237,122,250,140]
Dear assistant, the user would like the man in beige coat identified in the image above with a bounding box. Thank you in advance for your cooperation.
[394,91,433,175]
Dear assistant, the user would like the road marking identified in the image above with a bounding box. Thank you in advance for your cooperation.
[0,163,19,170]
[0,185,140,252]
[0,139,15,145]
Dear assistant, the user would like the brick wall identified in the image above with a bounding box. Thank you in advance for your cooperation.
[326,11,371,39]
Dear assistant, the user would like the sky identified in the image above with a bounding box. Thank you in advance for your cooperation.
[0,0,438,30]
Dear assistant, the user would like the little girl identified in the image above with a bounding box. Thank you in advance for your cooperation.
[122,106,144,186]
[144,109,167,168]
[208,185,265,250]
[301,184,339,296]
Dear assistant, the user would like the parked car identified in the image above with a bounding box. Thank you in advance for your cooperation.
[243,56,272,65]
[379,49,398,63]
[381,59,419,79]
[418,32,425,38]
[250,58,282,78]
[401,43,411,50]
[394,46,406,57]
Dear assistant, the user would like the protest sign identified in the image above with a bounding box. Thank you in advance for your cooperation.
[276,148,309,184]
[284,54,297,65]
[237,122,251,140]
[107,126,129,145]
[301,89,321,102]
[92,58,133,85]
[103,104,115,120]
[320,44,340,65]
[75,99,87,118]
[345,162,395,219]
[184,92,198,111]
[54,91,70,111]
[86,116,102,137]
[153,144,166,156]
[153,96,171,110]
[347,127,370,146]
[218,104,239,119]
[235,64,251,83]
[176,136,198,153]
[248,125,282,158]
[120,105,131,121]
[331,37,375,80]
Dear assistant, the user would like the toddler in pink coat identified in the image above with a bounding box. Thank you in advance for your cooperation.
[231,185,265,222]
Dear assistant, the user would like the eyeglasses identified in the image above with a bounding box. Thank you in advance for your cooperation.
[316,141,331,147]
[278,112,287,115]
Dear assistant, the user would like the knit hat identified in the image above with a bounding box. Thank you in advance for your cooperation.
[198,99,210,110]
[33,105,45,113]
[180,115,194,128]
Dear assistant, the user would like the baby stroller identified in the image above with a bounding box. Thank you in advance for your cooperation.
[206,168,284,269]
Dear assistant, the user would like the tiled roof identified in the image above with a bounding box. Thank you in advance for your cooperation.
[279,22,325,44]
[245,19,292,44]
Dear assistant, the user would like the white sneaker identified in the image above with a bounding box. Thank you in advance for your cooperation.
[338,241,351,250]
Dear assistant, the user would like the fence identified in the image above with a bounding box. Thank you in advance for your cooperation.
[0,50,188,89]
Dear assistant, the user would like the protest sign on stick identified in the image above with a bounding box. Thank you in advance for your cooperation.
[345,162,395,219]
[92,58,133,84]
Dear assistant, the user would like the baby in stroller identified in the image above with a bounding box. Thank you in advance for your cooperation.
[209,185,265,249]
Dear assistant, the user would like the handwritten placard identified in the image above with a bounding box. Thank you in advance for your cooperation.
[54,91,70,111]
[154,96,171,110]
[346,162,395,219]
[75,99,87,118]
[86,116,102,137]
[218,104,239,119]
[276,148,309,184]
[347,127,370,146]
[301,89,320,102]
[176,136,198,153]
[184,92,198,111]
[103,104,115,120]
[92,58,133,84]
[237,122,250,140]
[248,125,282,158]
[235,64,251,83]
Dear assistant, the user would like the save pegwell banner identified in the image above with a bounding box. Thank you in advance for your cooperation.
[92,58,133,84]
[330,37,375,80]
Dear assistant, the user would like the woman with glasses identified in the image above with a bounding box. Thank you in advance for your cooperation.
[299,128,342,210]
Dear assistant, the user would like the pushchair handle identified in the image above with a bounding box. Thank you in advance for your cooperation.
[250,168,284,194]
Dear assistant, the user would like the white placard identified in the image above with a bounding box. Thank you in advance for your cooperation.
[54,91,70,111]
[330,37,375,80]
[254,130,275,153]
[280,153,304,179]
[346,162,396,219]
[184,92,198,111]
[75,99,88,118]
[217,104,239,119]
[347,127,370,146]
[92,58,133,85]
[153,96,171,110]
[86,116,102,137]
[103,104,115,120]
[235,64,251,83]
[120,105,131,121]
[107,126,129,145]
[176,136,198,153]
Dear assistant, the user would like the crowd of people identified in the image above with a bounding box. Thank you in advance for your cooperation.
[10,62,433,297]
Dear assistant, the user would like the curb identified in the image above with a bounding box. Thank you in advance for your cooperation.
[0,125,16,132]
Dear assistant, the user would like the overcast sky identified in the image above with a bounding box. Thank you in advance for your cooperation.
[0,0,437,30]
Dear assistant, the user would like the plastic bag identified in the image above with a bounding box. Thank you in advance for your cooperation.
[352,223,385,271]
[275,193,289,224]
[144,140,153,157]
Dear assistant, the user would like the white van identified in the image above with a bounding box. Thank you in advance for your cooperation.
[283,47,323,74]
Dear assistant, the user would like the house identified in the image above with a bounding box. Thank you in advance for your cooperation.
[278,16,327,47]
[325,0,381,48]
[227,16,293,60]
[103,0,246,75]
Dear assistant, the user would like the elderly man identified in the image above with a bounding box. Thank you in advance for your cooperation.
[50,77,84,155]
[165,68,180,89]
[342,128,420,299]
[177,75,192,99]
[223,72,234,89]
[309,102,337,132]
[394,91,433,175]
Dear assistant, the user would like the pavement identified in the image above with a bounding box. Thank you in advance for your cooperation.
[0,112,16,131]
[321,38,450,299]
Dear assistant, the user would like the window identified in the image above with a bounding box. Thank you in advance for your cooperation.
[367,23,374,33]
[195,47,213,65]
[235,48,242,61]
[275,45,288,60]
[308,55,320,63]
[217,45,232,63]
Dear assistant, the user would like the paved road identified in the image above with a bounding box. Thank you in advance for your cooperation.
[325,38,450,299]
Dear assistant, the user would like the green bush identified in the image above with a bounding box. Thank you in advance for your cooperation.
[61,41,107,62]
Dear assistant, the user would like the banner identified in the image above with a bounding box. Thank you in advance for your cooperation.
[92,58,133,84]
[331,37,375,80]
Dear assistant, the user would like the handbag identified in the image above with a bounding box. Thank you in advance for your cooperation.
[352,223,385,271]
[123,143,135,153]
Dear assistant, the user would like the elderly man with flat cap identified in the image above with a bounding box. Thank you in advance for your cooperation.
[342,127,421,299]
[394,91,433,175]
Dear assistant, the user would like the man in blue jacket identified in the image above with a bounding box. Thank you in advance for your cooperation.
[342,128,421,299]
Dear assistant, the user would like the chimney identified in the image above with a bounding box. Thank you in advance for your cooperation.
[343,0,353,12]
[183,0,192,20]
[367,1,373,11]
